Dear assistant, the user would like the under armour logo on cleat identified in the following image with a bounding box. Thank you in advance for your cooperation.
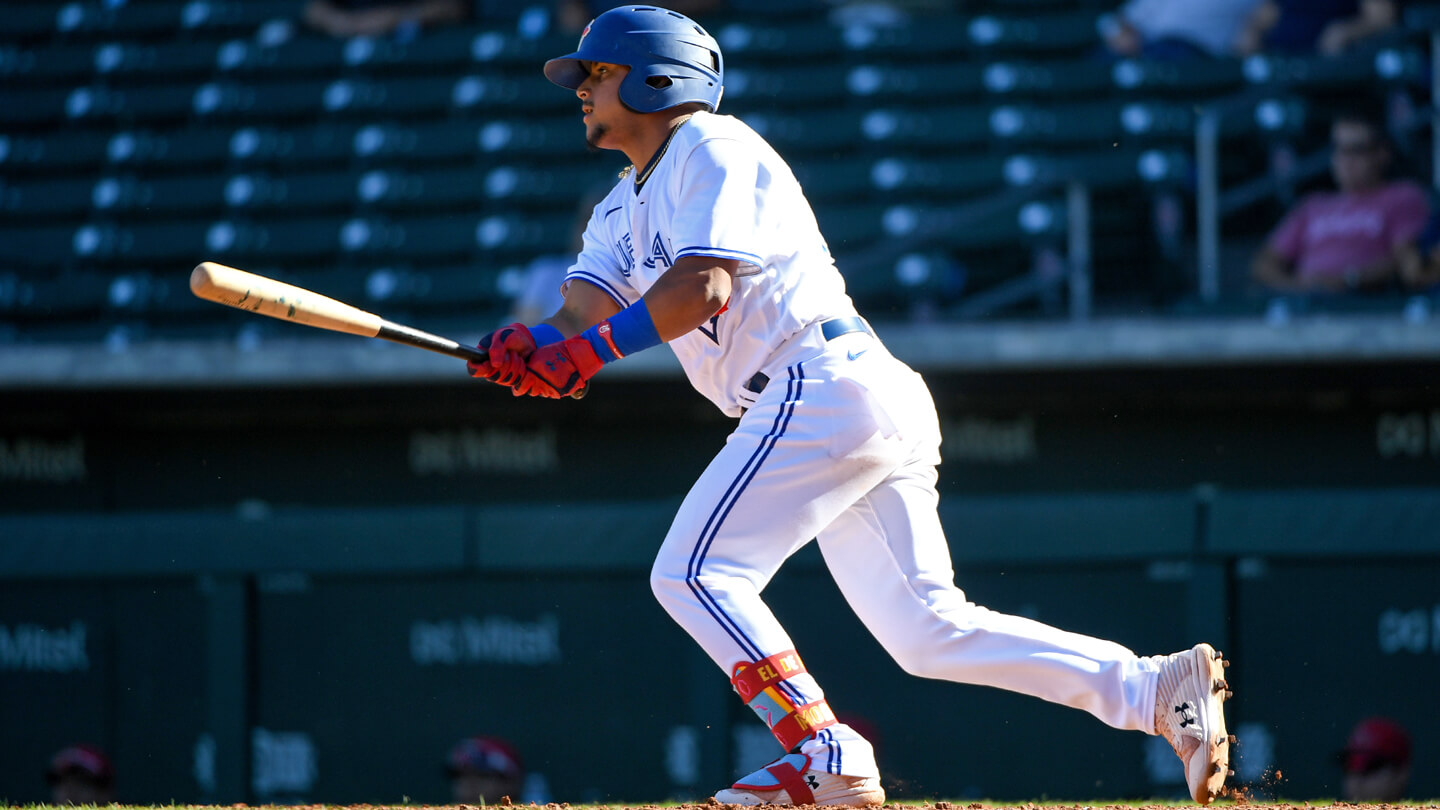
[1175,701,1198,728]
[806,775,820,789]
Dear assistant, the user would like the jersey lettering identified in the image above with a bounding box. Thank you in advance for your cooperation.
[613,233,635,277]
[697,313,721,345]
[642,232,673,271]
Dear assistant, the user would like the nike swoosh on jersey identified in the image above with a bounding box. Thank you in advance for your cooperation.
[847,348,868,361]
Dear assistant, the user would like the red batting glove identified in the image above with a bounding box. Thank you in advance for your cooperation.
[467,322,536,386]
[515,334,604,398]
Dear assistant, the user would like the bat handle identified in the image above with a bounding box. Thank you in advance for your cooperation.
[376,321,586,400]
[376,321,486,362]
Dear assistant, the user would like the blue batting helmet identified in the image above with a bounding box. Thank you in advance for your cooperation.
[543,6,723,114]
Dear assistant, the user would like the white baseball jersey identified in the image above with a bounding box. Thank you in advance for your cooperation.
[562,110,1167,790]
[562,111,859,417]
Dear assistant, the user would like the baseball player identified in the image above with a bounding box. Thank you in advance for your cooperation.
[468,6,1233,805]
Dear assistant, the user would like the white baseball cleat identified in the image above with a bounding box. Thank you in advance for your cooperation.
[1154,642,1235,804]
[713,753,885,807]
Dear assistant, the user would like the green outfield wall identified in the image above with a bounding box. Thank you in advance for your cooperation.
[2,359,1437,804]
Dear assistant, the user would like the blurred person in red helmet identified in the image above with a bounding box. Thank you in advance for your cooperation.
[1337,716,1411,802]
[447,736,525,805]
[46,744,115,805]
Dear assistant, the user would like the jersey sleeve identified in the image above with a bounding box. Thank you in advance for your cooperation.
[670,138,766,268]
[563,202,640,309]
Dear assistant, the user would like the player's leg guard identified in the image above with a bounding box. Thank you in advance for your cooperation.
[716,650,885,807]
[731,650,838,751]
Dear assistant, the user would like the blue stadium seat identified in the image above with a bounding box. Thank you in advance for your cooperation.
[744,109,868,153]
[0,3,61,42]
[0,130,114,173]
[226,123,359,166]
[979,59,1113,98]
[469,117,583,158]
[469,212,574,258]
[724,64,848,108]
[844,62,988,103]
[222,169,355,213]
[965,10,1101,54]
[202,216,348,260]
[715,20,846,61]
[836,14,977,59]
[859,107,992,150]
[1109,58,1246,96]
[0,87,70,125]
[866,155,1010,197]
[176,0,310,36]
[0,41,91,81]
[0,176,96,219]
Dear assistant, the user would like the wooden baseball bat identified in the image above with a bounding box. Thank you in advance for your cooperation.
[189,261,585,397]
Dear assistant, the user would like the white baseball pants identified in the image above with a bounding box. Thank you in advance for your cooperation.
[649,325,1161,779]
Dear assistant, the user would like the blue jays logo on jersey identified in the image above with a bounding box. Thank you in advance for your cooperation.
[613,232,635,277]
[642,233,673,271]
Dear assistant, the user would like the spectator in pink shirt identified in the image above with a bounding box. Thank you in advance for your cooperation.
[1252,111,1429,294]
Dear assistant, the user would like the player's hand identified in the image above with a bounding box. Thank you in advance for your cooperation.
[468,322,536,385]
[515,335,604,398]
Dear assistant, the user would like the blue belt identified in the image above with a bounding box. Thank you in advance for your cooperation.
[743,316,873,396]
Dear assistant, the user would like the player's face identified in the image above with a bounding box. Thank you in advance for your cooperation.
[576,61,634,151]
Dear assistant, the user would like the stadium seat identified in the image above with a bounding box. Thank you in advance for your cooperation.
[859,107,992,149]
[0,3,60,42]
[724,64,848,107]
[836,14,977,59]
[744,109,868,153]
[978,59,1113,98]
[226,169,355,213]
[813,204,890,248]
[1109,58,1246,96]
[1,41,92,81]
[844,61,988,103]
[177,0,311,36]
[0,176,97,219]
[0,129,114,173]
[465,27,577,71]
[0,87,70,125]
[215,33,346,78]
[715,20,846,61]
[469,118,582,157]
[791,162,874,203]
[866,154,1010,198]
[469,212,574,258]
[965,10,1101,55]
[92,40,222,80]
[226,123,359,166]
[1243,48,1426,90]
[0,224,90,266]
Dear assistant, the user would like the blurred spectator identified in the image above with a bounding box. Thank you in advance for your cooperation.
[304,0,470,38]
[1399,208,1440,291]
[1235,0,1399,57]
[1337,717,1411,802]
[1251,110,1428,294]
[447,736,525,804]
[555,0,724,34]
[1097,0,1261,61]
[46,744,115,806]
